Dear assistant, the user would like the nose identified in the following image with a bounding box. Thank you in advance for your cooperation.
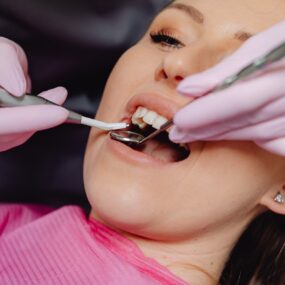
[155,42,229,87]
[155,53,187,87]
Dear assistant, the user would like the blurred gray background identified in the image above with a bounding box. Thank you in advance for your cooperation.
[0,0,170,207]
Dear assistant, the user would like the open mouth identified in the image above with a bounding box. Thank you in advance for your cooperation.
[118,106,191,163]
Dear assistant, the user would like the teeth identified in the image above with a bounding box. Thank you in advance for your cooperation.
[131,107,148,128]
[153,116,168,129]
[135,107,148,118]
[143,111,157,125]
[131,107,169,130]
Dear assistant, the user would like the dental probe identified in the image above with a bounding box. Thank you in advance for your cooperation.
[110,41,285,144]
[0,88,129,131]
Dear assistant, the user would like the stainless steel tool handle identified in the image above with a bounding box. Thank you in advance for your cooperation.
[214,41,285,92]
[0,88,82,124]
[0,88,51,107]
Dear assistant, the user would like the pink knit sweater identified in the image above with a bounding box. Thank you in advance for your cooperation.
[0,204,188,285]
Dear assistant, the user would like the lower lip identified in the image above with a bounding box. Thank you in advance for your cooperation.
[106,135,173,167]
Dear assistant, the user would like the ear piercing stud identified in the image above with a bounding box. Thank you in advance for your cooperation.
[274,192,284,204]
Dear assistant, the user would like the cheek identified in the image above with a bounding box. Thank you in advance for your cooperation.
[95,44,158,121]
[183,142,275,215]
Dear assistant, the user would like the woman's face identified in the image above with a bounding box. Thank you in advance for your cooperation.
[84,0,285,241]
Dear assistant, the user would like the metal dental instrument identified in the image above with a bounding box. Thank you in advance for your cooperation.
[0,88,129,131]
[110,41,285,144]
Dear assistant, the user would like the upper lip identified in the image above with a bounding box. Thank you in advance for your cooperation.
[122,93,183,123]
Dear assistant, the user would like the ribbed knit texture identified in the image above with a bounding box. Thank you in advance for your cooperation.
[0,204,189,285]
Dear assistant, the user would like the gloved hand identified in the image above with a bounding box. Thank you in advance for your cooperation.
[170,20,285,156]
[0,37,68,152]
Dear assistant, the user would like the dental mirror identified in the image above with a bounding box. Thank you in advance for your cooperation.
[110,130,145,144]
[110,120,173,145]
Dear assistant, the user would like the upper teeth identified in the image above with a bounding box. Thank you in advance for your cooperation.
[131,106,190,152]
[131,107,168,130]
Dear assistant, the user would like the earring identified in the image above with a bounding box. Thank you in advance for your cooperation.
[274,192,284,204]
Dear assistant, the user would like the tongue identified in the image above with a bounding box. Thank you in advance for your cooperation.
[127,126,189,163]
[138,139,184,163]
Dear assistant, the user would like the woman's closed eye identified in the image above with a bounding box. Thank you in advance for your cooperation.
[150,29,185,49]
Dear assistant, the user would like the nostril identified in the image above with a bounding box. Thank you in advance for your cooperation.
[162,70,168,79]
[155,69,168,81]
[175,76,184,82]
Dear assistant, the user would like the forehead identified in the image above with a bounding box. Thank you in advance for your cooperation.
[164,0,285,34]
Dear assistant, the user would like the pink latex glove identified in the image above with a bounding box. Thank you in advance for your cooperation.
[0,37,68,152]
[170,20,285,156]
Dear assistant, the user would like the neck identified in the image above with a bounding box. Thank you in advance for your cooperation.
[122,220,251,285]
[90,209,255,285]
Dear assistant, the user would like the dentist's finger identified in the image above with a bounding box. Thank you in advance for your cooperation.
[0,132,33,152]
[0,87,68,135]
[38,86,68,105]
[0,105,68,135]
[0,37,29,96]
[256,137,285,157]
[210,115,285,141]
[174,71,285,131]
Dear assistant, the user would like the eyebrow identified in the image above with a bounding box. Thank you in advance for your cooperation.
[166,3,204,24]
[165,3,254,42]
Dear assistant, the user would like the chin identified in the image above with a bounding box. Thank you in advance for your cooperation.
[84,152,160,235]
[88,193,161,239]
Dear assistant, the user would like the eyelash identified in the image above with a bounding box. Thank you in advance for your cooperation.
[150,29,184,49]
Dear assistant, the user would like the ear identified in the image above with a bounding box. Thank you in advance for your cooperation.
[260,185,285,215]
